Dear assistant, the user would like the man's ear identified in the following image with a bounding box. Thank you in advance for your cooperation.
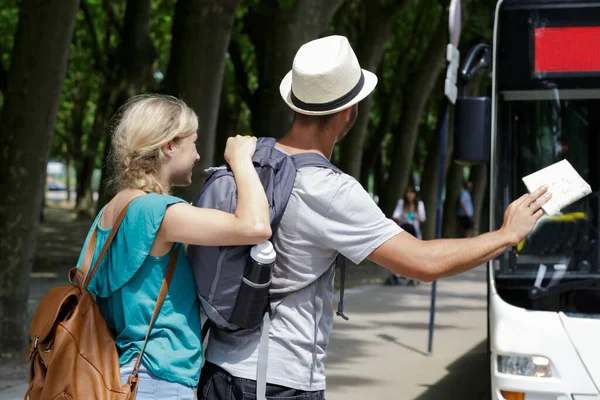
[341,107,352,121]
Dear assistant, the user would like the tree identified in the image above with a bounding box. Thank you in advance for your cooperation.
[0,0,19,99]
[381,12,448,217]
[240,0,346,140]
[70,0,159,215]
[335,0,411,179]
[0,0,80,351]
[53,10,99,204]
[419,96,455,240]
[442,163,465,238]
[214,56,244,165]
[164,0,241,201]
[95,0,159,209]
[358,0,432,190]
[471,163,488,233]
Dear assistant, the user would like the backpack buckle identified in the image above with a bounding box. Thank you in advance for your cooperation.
[336,306,349,321]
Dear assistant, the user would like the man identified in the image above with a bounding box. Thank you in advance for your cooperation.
[197,35,549,399]
[458,180,476,237]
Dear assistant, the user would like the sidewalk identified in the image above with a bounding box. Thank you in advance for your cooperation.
[1,266,490,400]
[325,265,490,400]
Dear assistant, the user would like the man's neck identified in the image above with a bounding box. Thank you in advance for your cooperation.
[276,123,337,160]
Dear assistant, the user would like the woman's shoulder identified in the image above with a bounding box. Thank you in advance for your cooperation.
[121,193,187,230]
[125,193,186,216]
[132,193,187,208]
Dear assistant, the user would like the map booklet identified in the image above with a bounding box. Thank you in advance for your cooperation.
[522,159,592,216]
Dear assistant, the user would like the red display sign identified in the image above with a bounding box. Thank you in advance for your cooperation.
[534,26,600,74]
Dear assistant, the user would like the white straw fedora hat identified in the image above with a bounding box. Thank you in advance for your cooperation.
[280,35,378,116]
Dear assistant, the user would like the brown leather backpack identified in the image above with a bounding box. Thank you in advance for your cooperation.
[25,200,178,400]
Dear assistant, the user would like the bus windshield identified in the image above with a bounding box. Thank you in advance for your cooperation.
[493,90,600,316]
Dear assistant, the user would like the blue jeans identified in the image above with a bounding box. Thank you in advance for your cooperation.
[120,359,195,400]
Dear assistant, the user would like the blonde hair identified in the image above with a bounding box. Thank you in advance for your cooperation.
[110,94,198,194]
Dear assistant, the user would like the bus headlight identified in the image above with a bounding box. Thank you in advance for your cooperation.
[497,355,553,377]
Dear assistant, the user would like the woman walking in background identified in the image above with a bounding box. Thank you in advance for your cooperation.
[385,186,426,286]
[393,186,426,239]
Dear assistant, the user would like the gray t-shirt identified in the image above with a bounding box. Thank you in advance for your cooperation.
[205,165,402,391]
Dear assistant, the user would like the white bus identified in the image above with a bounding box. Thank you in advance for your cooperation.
[455,1,600,398]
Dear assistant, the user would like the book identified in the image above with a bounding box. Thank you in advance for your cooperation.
[522,159,592,216]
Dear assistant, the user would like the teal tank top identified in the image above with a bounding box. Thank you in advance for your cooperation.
[76,194,202,387]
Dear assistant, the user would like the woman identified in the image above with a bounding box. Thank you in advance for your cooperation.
[75,94,271,399]
[392,186,426,239]
[385,186,426,286]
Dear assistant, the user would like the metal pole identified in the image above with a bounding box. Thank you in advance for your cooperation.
[427,101,450,355]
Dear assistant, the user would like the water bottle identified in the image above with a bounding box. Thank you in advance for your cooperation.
[231,241,276,329]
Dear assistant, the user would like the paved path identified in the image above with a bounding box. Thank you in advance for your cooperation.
[1,266,490,399]
[325,266,490,400]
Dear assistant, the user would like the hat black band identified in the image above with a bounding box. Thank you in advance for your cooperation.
[290,71,365,112]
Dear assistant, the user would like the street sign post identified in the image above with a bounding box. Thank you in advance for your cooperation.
[428,0,462,355]
[444,0,462,104]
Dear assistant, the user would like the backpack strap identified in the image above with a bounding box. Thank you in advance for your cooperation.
[335,254,349,321]
[256,136,277,148]
[75,195,178,389]
[291,152,342,174]
[256,312,271,400]
[291,152,348,320]
[76,197,138,288]
[255,152,349,400]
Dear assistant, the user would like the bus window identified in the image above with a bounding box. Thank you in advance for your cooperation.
[493,92,600,315]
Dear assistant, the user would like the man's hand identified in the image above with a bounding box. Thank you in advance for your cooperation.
[500,186,551,246]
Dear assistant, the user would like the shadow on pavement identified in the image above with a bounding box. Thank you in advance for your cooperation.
[370,321,463,331]
[325,374,381,389]
[414,339,490,400]
[326,324,371,368]
[377,334,430,357]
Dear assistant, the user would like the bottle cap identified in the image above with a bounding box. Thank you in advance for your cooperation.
[250,240,276,264]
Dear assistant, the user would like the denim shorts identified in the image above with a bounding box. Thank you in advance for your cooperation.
[120,359,195,400]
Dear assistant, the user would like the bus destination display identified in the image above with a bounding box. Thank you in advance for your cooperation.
[535,26,600,76]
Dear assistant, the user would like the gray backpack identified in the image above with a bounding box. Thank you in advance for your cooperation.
[188,137,349,398]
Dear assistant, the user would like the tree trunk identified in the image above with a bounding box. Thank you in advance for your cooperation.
[39,181,46,224]
[163,0,240,201]
[246,0,346,140]
[381,22,448,217]
[66,156,72,202]
[441,104,463,239]
[374,152,384,200]
[0,0,79,351]
[214,68,241,166]
[442,162,464,238]
[337,0,411,179]
[359,91,399,188]
[96,142,112,210]
[419,99,455,240]
[76,85,111,218]
[471,164,488,235]
[70,72,91,208]
[96,0,157,211]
